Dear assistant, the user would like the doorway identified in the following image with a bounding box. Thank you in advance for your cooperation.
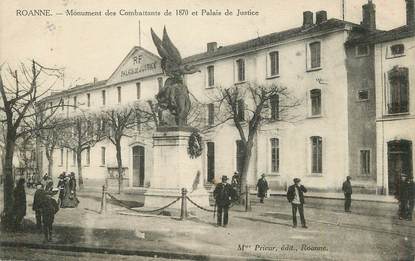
[387,140,412,196]
[132,145,145,187]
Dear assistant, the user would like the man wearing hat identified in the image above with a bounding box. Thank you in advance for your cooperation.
[342,176,353,212]
[213,175,235,227]
[256,173,269,203]
[33,183,46,230]
[287,178,308,228]
[399,174,410,220]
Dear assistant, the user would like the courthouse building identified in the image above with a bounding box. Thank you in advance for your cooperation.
[38,0,414,194]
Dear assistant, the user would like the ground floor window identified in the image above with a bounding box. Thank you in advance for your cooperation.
[101,147,106,165]
[311,136,322,174]
[360,150,370,175]
[270,138,279,173]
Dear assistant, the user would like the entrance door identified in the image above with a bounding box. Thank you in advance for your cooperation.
[132,146,145,187]
[387,140,413,196]
[236,140,245,174]
[207,142,215,182]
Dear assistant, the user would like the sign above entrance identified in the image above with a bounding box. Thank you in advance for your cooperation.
[107,47,162,85]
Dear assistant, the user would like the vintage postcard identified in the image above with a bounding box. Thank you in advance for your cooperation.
[0,0,414,260]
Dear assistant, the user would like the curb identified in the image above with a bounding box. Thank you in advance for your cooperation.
[0,241,275,261]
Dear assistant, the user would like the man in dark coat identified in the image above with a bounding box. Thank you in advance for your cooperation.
[408,177,415,221]
[399,174,409,220]
[257,174,269,203]
[342,176,352,212]
[13,178,27,230]
[213,175,235,227]
[33,183,46,230]
[287,178,307,228]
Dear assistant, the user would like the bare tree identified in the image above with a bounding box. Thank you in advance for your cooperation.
[59,113,105,189]
[98,102,155,194]
[0,60,62,228]
[209,83,301,210]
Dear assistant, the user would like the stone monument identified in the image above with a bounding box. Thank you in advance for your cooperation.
[144,27,209,208]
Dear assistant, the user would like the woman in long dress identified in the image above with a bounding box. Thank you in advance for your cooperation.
[13,178,27,230]
[61,172,79,208]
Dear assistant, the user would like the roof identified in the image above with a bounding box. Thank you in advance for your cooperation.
[183,18,367,64]
[41,79,107,102]
[346,25,415,46]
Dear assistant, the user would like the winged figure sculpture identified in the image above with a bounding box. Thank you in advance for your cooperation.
[151,27,199,126]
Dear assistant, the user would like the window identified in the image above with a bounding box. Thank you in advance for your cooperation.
[117,86,121,104]
[390,44,405,56]
[60,148,64,166]
[269,51,279,76]
[270,94,279,120]
[136,82,141,99]
[208,103,215,125]
[360,150,370,175]
[87,93,91,107]
[73,96,77,111]
[308,41,321,69]
[101,147,106,165]
[311,136,322,174]
[358,90,369,101]
[207,65,215,87]
[102,90,106,105]
[270,138,279,173]
[61,99,64,111]
[356,45,369,57]
[236,58,245,82]
[387,67,409,114]
[86,147,90,166]
[157,77,163,91]
[310,89,321,116]
[237,99,245,121]
[72,150,76,166]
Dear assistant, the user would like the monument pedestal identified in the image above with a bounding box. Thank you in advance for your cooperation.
[144,127,210,209]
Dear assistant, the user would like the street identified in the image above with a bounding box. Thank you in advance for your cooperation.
[1,188,414,261]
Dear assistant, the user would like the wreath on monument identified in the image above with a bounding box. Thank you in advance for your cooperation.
[188,131,203,159]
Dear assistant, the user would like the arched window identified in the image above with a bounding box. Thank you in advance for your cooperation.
[310,89,321,116]
[387,66,409,114]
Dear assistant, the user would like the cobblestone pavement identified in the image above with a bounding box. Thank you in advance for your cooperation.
[1,188,414,260]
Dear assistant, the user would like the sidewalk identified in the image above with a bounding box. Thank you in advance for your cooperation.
[1,188,413,261]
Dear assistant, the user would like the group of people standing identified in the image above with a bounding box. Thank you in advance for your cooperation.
[9,171,80,242]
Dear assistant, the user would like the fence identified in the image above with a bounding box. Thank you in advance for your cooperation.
[100,184,251,219]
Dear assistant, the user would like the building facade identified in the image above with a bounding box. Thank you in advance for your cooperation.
[38,0,414,195]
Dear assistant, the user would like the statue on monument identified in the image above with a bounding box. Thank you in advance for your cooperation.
[151,27,200,126]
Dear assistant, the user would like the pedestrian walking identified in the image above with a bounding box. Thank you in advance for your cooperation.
[33,183,46,230]
[213,175,235,227]
[12,178,27,230]
[287,178,308,228]
[408,177,414,221]
[398,174,409,220]
[40,194,59,242]
[342,176,353,212]
[256,173,269,203]
[57,172,66,207]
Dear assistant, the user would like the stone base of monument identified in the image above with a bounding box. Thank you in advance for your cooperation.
[144,127,210,209]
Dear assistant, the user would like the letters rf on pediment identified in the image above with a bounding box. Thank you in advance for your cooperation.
[107,47,162,85]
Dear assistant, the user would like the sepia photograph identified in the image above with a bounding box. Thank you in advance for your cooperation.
[0,0,414,260]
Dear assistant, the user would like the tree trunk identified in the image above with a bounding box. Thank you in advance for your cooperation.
[46,148,54,179]
[115,140,123,194]
[240,138,254,212]
[76,150,83,190]
[2,132,16,229]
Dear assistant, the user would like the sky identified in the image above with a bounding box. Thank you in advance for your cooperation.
[0,0,407,90]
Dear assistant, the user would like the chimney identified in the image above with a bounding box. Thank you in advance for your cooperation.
[207,42,218,53]
[93,77,98,84]
[361,0,376,30]
[303,11,314,28]
[406,0,415,27]
[316,10,328,24]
